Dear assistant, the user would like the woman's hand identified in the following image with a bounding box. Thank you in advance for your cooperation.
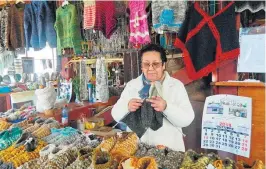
[128,99,143,112]
[147,96,167,112]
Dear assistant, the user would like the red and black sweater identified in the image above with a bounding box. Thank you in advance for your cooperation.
[174,2,240,80]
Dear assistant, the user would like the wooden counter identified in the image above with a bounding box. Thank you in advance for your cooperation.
[212,81,265,164]
[39,96,119,125]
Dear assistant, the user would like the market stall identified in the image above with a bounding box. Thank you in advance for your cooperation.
[0,0,265,169]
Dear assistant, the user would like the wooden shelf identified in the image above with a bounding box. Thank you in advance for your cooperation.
[211,81,265,87]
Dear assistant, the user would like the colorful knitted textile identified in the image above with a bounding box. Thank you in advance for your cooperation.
[152,0,187,34]
[128,0,151,45]
[0,7,9,53]
[24,1,57,50]
[0,127,22,151]
[6,3,25,51]
[83,0,96,29]
[94,0,117,39]
[174,2,240,80]
[0,140,46,168]
[54,4,82,55]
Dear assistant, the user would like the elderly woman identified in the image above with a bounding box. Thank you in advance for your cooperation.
[111,44,194,152]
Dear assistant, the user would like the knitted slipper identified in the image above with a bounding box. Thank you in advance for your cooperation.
[180,150,200,168]
[110,132,138,157]
[222,158,236,169]
[24,137,38,152]
[118,156,138,169]
[98,136,117,152]
[91,149,114,169]
[40,144,57,157]
[15,132,32,148]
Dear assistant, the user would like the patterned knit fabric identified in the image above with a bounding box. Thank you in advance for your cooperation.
[174,2,240,81]
[0,7,9,53]
[24,1,57,50]
[121,100,163,138]
[152,0,187,34]
[0,127,22,151]
[94,0,117,39]
[128,0,151,45]
[95,57,109,103]
[54,4,82,55]
[6,4,25,51]
[0,51,16,76]
[83,0,96,29]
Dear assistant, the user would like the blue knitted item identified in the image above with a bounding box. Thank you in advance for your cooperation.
[24,1,57,50]
[138,74,151,99]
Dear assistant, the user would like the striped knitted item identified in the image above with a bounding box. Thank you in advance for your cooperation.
[94,0,117,39]
[128,0,151,45]
[83,0,96,29]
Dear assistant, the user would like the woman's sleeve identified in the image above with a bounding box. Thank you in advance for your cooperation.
[163,81,195,128]
[111,83,132,122]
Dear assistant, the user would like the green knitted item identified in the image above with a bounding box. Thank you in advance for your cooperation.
[0,127,22,150]
[54,4,82,55]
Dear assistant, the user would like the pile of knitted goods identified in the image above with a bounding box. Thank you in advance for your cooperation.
[179,150,265,169]
[18,134,101,169]
[0,134,47,168]
[135,143,184,169]
[0,106,37,122]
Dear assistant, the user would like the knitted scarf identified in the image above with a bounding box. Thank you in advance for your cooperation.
[122,73,165,138]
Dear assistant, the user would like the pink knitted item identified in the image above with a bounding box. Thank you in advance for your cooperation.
[83,0,96,29]
[94,0,117,39]
[129,1,151,45]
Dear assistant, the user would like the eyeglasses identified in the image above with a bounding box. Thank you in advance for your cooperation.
[141,62,162,69]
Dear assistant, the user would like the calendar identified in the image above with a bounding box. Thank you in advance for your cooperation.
[201,95,252,157]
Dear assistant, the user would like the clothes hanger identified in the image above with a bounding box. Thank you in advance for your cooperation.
[62,0,69,7]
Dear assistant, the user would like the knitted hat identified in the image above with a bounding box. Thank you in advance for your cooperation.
[152,0,187,34]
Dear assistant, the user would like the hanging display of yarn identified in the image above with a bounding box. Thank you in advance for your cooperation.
[95,56,109,103]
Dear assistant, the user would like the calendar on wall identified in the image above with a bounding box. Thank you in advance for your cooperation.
[201,94,252,158]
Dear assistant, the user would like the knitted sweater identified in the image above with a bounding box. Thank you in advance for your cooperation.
[24,1,57,50]
[54,4,82,55]
[6,4,25,51]
[174,2,240,80]
[83,0,96,30]
[94,0,117,39]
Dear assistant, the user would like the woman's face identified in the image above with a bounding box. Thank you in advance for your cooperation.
[141,51,165,82]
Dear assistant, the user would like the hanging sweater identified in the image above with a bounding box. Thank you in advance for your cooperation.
[0,7,9,53]
[94,0,117,39]
[174,2,240,81]
[152,0,187,34]
[24,1,57,50]
[83,0,96,30]
[128,0,151,45]
[6,4,25,51]
[54,4,82,55]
